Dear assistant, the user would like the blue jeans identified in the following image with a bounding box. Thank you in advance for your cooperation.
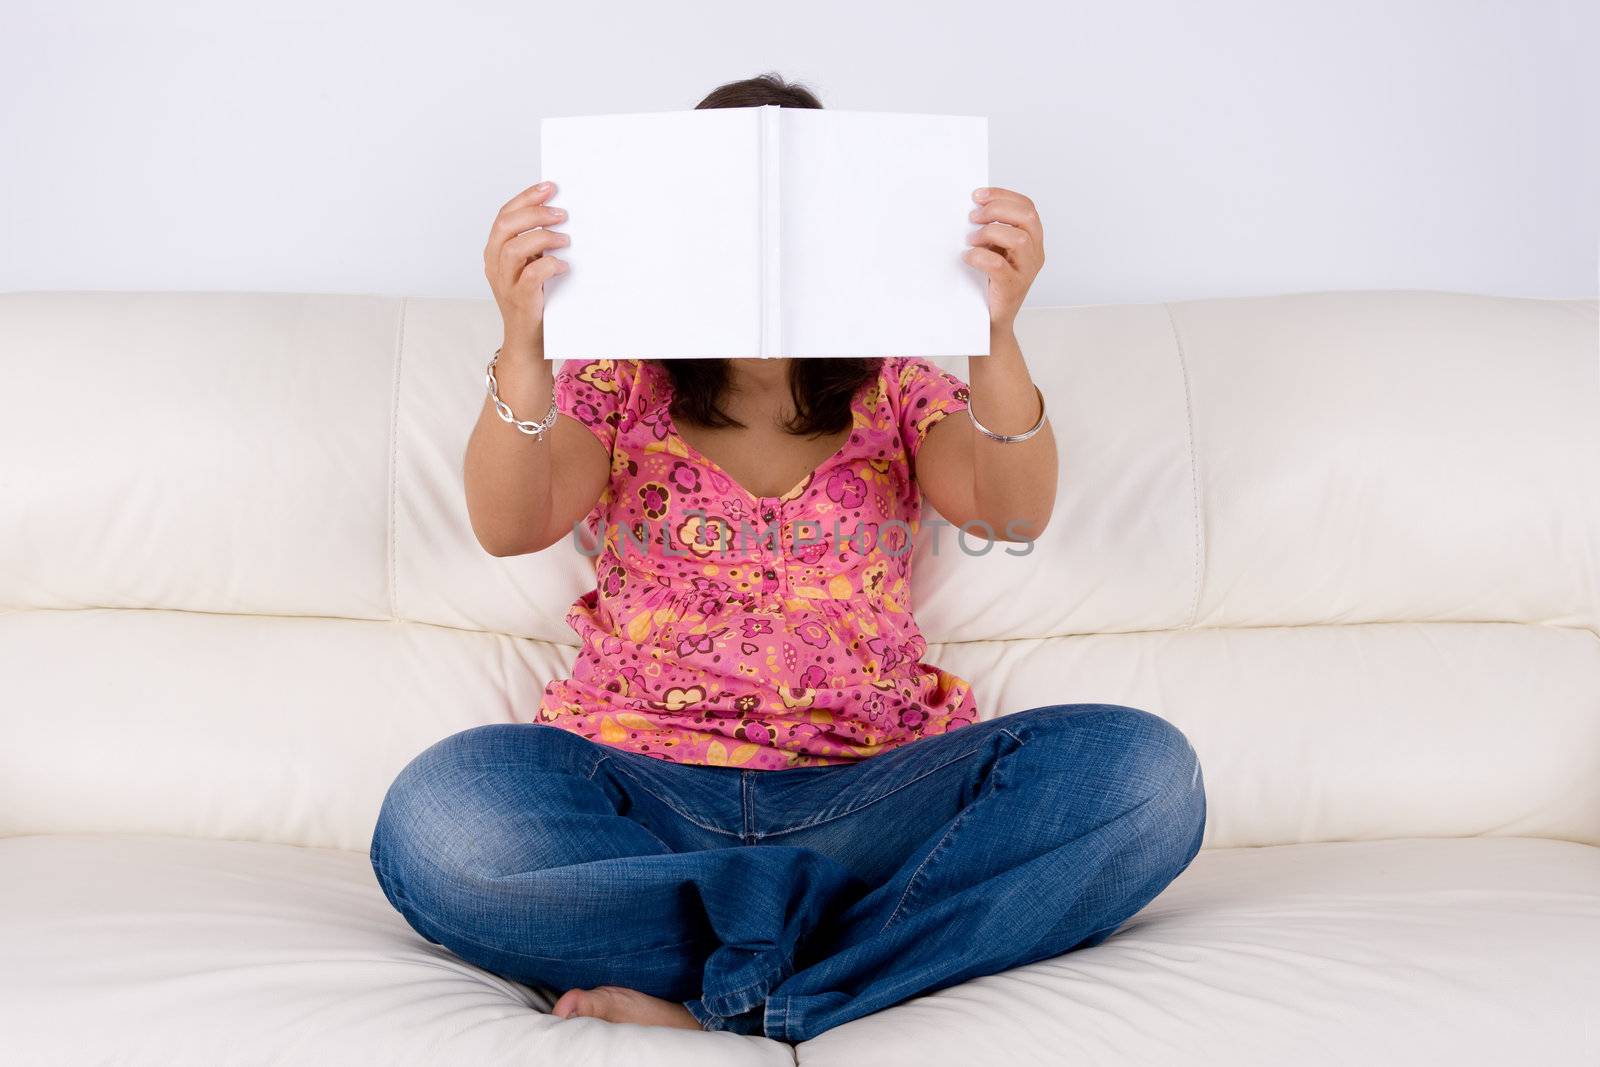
[369,703,1206,1042]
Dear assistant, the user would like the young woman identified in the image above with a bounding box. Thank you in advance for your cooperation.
[370,74,1206,1044]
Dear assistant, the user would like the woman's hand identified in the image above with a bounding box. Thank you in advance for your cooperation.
[483,180,570,357]
[963,187,1044,331]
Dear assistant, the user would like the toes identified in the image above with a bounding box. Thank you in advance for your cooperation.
[551,988,588,1020]
[551,985,699,1030]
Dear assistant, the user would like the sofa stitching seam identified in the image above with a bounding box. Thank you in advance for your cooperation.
[1165,302,1205,629]
[386,298,408,620]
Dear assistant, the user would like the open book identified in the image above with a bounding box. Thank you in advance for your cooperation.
[538,106,989,360]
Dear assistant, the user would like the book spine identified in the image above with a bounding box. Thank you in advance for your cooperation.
[759,104,781,358]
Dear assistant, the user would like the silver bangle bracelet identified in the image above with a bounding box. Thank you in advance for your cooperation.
[486,347,559,440]
[968,383,1047,443]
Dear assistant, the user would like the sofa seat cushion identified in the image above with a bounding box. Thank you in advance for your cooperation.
[2,834,1596,1066]
[0,834,792,1067]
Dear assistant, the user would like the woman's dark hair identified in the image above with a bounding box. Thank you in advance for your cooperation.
[656,73,880,437]
[695,71,824,111]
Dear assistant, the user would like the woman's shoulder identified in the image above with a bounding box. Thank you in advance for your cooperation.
[878,356,969,398]
[876,356,969,410]
[552,359,650,454]
[873,356,971,459]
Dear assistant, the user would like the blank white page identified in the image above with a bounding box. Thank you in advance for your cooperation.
[779,109,990,358]
[540,109,762,360]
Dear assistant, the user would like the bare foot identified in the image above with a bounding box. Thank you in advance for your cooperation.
[551,985,702,1030]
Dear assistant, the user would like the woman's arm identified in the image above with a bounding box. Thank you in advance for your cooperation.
[916,188,1058,543]
[464,181,610,557]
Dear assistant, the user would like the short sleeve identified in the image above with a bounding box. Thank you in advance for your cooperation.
[887,356,970,460]
[553,358,635,456]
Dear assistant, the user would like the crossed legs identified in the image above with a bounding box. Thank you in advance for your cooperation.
[370,704,1207,1042]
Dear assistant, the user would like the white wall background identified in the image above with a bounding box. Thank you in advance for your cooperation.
[3,0,1596,306]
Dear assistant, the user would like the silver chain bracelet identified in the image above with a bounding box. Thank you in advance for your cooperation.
[968,383,1048,443]
[485,347,559,440]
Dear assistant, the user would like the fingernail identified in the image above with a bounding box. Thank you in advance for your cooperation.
[534,181,550,191]
[973,187,989,200]
[550,207,567,220]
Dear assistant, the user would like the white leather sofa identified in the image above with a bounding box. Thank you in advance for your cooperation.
[2,289,1597,1066]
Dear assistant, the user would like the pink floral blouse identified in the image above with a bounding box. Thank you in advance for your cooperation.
[537,356,979,769]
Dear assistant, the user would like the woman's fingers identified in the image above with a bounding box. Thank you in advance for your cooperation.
[483,181,566,341]
[500,226,569,267]
[966,187,1042,325]
[501,180,558,215]
[969,189,1042,244]
[487,208,566,263]
[491,203,567,243]
[514,251,568,289]
[493,229,569,291]
[485,183,564,262]
[484,180,569,296]
[972,186,1035,213]
[962,245,1015,277]
[966,221,1032,265]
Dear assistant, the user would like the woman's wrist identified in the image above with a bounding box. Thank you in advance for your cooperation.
[980,321,1028,375]
[490,337,556,413]
[968,327,1041,436]
[499,321,547,365]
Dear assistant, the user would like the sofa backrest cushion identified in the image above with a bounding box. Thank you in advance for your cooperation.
[1,290,1596,850]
